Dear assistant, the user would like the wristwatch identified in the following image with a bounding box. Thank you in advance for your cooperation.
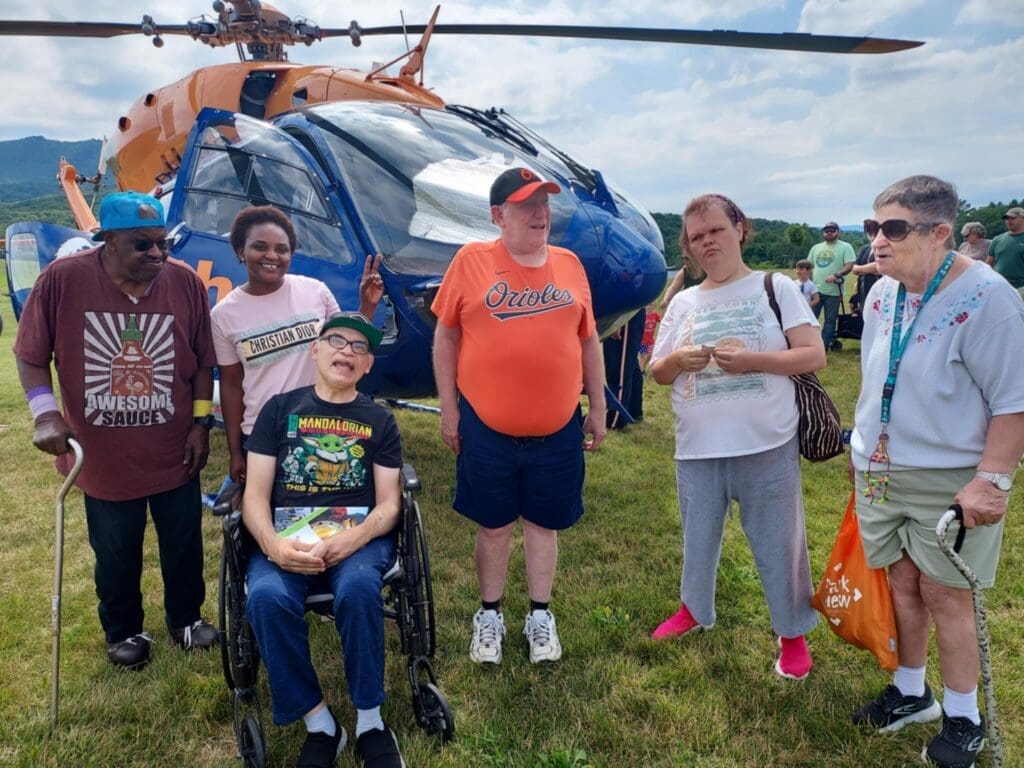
[193,414,216,430]
[975,471,1013,492]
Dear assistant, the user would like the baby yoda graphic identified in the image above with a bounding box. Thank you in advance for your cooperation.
[301,433,362,487]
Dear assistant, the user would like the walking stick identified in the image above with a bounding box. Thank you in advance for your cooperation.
[936,504,1003,768]
[51,438,84,731]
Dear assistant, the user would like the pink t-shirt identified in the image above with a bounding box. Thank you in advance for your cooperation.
[211,274,339,433]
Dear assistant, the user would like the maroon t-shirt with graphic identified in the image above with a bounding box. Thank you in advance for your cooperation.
[14,246,215,500]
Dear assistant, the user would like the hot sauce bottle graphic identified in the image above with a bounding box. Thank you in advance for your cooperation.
[110,315,153,396]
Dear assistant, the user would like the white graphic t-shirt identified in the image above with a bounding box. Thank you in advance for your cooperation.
[652,272,818,460]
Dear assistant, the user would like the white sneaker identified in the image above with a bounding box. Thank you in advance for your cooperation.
[469,609,505,664]
[523,609,562,663]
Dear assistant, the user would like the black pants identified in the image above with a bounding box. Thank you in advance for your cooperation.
[84,476,206,644]
[603,310,645,428]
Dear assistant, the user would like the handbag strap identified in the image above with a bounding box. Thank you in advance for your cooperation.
[763,272,792,350]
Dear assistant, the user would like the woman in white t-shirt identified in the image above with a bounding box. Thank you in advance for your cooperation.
[211,205,382,481]
[649,193,825,681]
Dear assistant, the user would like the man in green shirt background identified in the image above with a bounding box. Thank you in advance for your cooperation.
[809,221,856,351]
[987,206,1024,298]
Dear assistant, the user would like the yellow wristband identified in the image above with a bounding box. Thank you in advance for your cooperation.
[192,399,213,418]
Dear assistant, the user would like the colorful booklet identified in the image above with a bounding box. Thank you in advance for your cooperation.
[274,506,369,544]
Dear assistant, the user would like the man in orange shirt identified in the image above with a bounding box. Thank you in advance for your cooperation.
[432,167,606,665]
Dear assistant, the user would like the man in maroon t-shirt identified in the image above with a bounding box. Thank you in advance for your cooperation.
[14,191,218,670]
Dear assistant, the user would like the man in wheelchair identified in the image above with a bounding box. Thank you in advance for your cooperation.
[241,312,406,768]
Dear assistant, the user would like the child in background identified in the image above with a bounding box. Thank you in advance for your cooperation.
[793,260,820,310]
[638,303,662,370]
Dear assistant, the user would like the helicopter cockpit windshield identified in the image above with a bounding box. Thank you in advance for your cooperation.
[292,102,584,276]
[180,116,355,265]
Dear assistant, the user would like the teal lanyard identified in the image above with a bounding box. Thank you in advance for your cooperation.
[879,251,955,425]
[865,251,955,504]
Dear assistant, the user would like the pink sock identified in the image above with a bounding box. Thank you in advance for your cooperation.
[776,635,812,680]
[651,604,700,640]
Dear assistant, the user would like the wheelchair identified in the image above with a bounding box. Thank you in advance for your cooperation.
[212,463,454,768]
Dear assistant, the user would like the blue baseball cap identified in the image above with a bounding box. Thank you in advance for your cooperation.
[92,191,166,241]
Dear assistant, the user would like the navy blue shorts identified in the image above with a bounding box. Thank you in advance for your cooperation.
[454,399,585,531]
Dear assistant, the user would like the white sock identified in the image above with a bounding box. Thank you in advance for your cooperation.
[356,706,384,738]
[942,686,981,725]
[892,665,926,697]
[304,705,336,736]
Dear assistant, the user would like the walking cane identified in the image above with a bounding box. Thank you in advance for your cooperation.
[51,438,84,731]
[936,504,1003,768]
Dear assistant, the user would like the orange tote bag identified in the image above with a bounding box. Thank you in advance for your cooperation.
[811,492,899,671]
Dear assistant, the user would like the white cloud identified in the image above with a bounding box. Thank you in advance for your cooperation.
[797,0,927,35]
[957,0,1024,26]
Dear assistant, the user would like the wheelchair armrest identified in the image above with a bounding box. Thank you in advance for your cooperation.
[401,463,421,493]
[212,479,244,517]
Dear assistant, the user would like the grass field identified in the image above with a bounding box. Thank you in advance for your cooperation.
[1,269,1021,768]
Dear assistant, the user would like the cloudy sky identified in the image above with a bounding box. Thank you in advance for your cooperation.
[2,0,1020,225]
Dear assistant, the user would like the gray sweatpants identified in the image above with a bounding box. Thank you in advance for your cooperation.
[675,435,818,638]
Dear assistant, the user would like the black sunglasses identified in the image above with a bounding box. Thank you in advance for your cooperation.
[863,219,939,242]
[132,236,172,252]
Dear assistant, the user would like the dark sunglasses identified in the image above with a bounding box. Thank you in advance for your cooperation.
[321,334,370,354]
[1004,214,1020,220]
[823,227,838,233]
[863,219,939,242]
[132,236,172,252]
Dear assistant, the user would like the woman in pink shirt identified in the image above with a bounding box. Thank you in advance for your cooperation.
[211,205,382,481]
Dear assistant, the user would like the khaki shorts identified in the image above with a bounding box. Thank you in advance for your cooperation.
[855,467,1004,588]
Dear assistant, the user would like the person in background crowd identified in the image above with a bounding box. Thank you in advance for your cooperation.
[987,206,1024,298]
[957,221,990,261]
[793,259,820,309]
[650,193,824,681]
[639,303,663,370]
[809,221,856,351]
[14,191,218,670]
[850,176,1024,768]
[850,242,880,315]
[432,167,606,666]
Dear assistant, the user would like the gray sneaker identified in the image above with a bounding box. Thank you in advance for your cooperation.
[469,609,505,664]
[523,609,562,663]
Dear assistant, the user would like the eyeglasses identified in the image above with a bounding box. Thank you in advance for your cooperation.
[863,219,939,242]
[321,334,370,354]
[823,227,838,233]
[132,236,172,252]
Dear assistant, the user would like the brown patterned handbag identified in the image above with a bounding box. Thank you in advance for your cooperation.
[764,273,845,462]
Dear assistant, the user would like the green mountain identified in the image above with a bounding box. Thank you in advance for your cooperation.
[0,136,104,202]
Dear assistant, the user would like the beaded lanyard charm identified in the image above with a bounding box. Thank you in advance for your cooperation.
[864,251,955,504]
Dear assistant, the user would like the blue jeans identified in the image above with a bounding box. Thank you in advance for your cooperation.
[816,293,840,349]
[84,476,205,644]
[246,535,396,724]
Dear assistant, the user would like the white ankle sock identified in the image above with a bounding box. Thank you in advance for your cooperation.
[942,686,981,725]
[892,665,926,697]
[304,705,335,736]
[356,706,384,738]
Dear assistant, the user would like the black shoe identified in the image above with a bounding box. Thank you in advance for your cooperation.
[106,632,152,670]
[829,340,843,352]
[296,709,347,768]
[356,724,406,768]
[922,713,986,767]
[169,619,218,650]
[852,684,942,733]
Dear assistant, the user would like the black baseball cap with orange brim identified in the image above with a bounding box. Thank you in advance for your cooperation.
[489,167,561,207]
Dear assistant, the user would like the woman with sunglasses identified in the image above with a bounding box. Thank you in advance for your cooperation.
[211,205,382,482]
[849,176,1024,768]
[648,193,824,681]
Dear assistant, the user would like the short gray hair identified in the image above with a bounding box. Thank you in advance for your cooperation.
[960,221,986,238]
[873,175,958,227]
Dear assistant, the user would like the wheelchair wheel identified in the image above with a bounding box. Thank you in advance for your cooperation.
[220,544,260,691]
[238,714,267,768]
[407,502,437,658]
[413,682,455,742]
[219,548,235,690]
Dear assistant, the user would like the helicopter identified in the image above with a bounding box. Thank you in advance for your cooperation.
[1,2,922,400]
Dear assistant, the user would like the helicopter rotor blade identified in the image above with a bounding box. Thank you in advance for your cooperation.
[0,21,190,38]
[328,23,922,55]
